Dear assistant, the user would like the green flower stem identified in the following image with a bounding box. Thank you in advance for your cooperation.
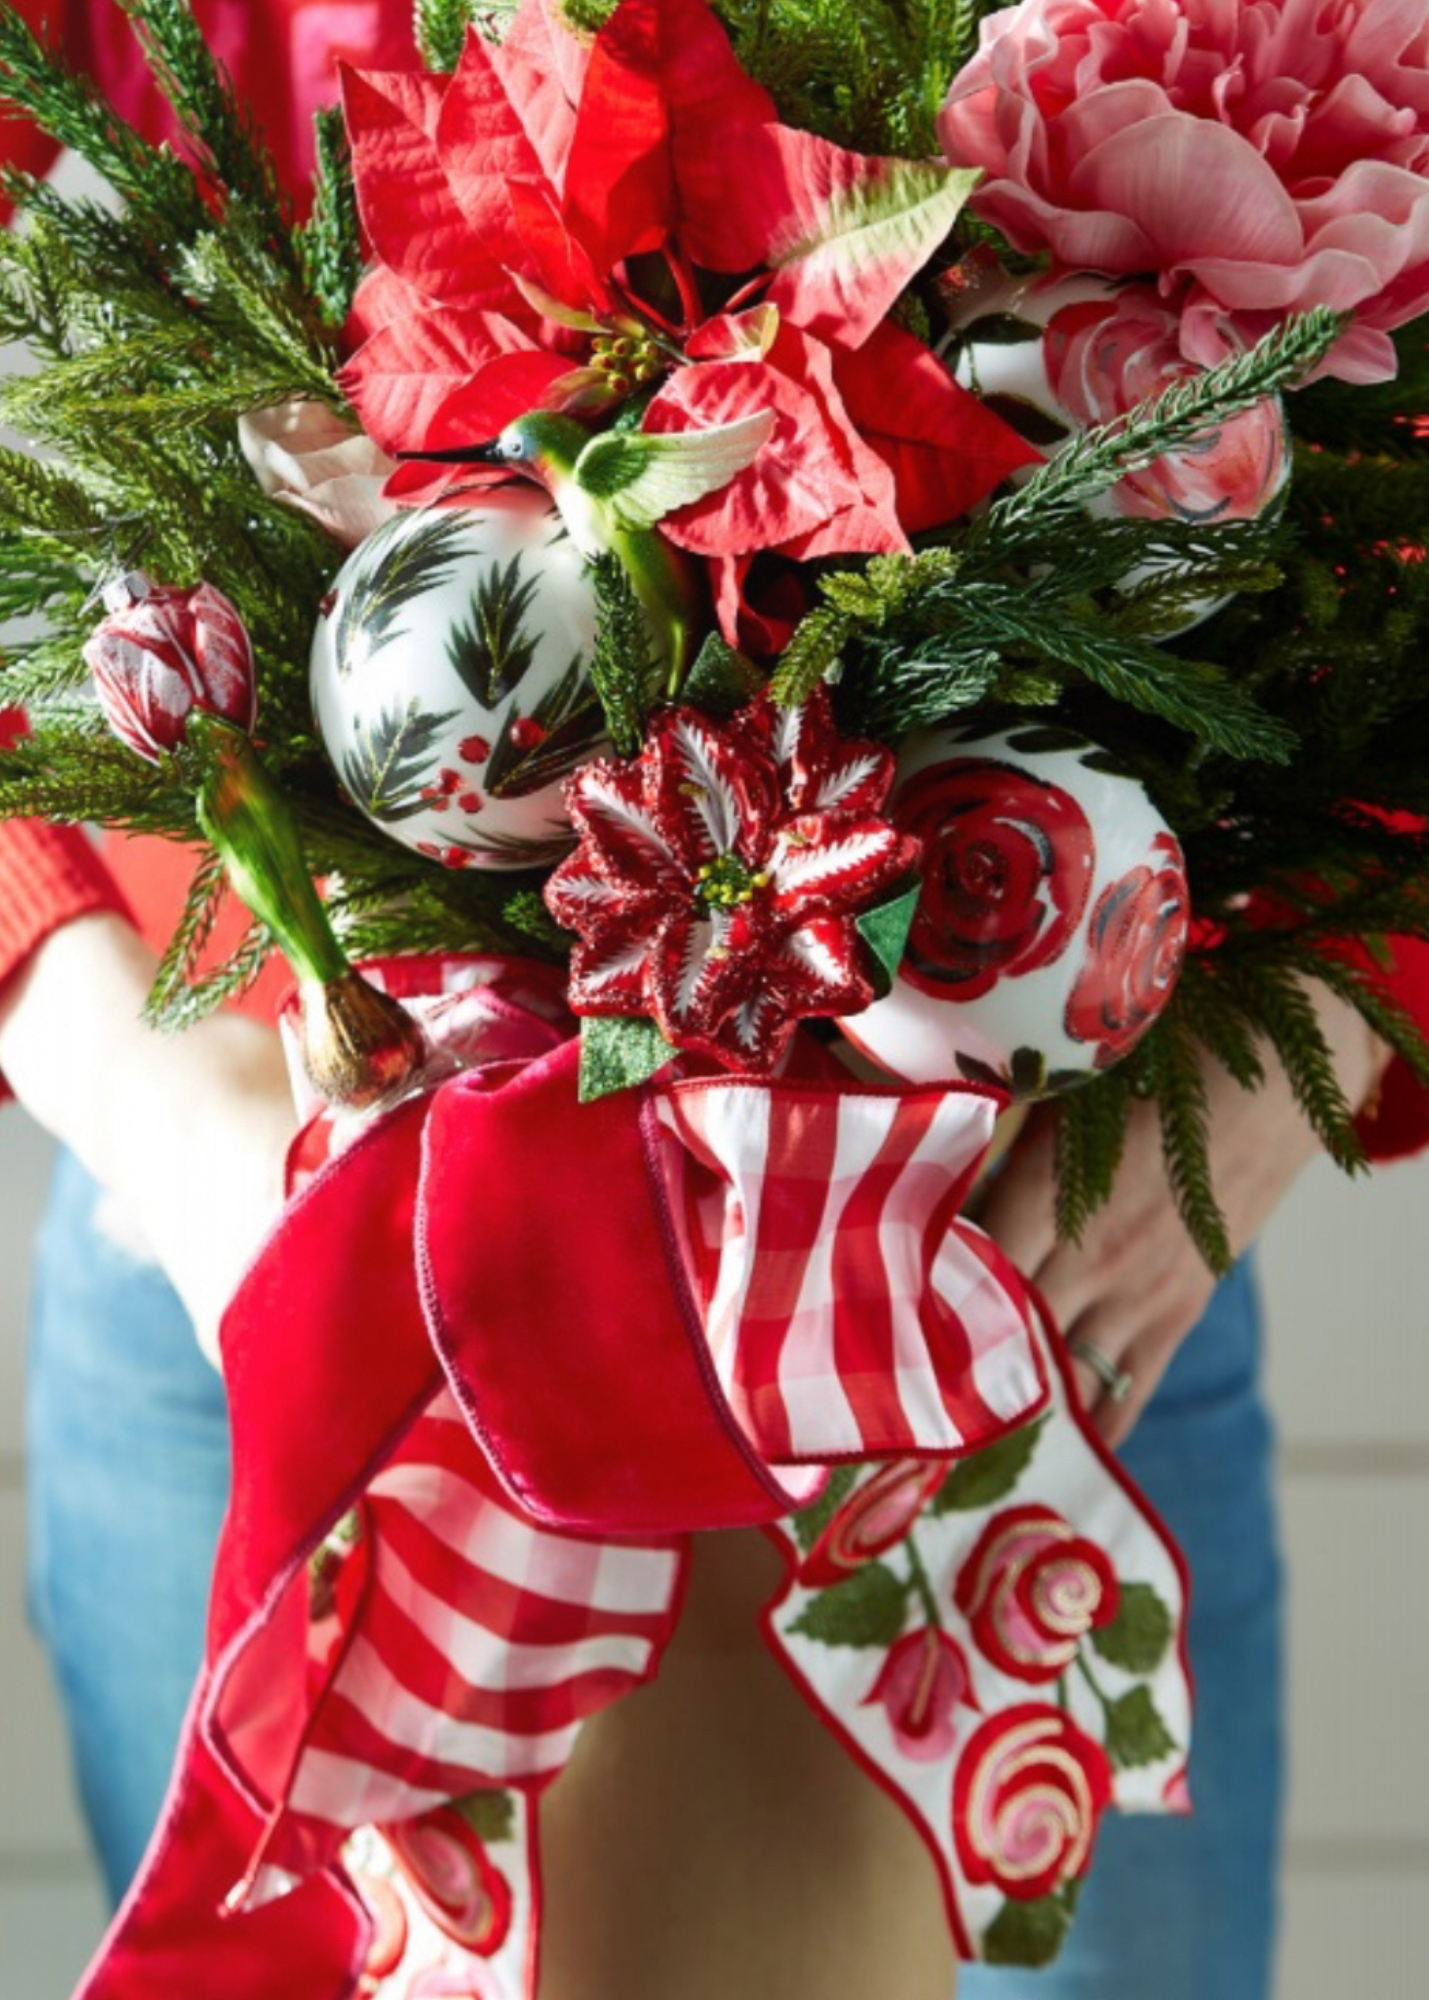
[187,714,430,1108]
[1073,1650,1113,1714]
[903,1528,944,1631]
[189,713,348,988]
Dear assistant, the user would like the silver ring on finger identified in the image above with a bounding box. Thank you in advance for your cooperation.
[1066,1335,1133,1405]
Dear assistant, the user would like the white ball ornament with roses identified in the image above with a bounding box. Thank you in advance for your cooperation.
[841,725,1191,1096]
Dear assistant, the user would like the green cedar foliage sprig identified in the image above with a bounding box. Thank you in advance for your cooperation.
[300,108,363,327]
[416,0,492,69]
[586,553,658,756]
[562,0,1017,155]
[115,0,296,265]
[0,9,205,237]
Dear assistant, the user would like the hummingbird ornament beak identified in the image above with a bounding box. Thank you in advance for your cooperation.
[395,439,509,466]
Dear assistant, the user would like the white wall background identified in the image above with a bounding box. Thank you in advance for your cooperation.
[1,1101,1427,1996]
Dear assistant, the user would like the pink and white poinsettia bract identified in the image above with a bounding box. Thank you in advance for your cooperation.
[544,689,921,1071]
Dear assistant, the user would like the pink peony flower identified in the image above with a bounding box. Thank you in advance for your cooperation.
[862,1627,980,1762]
[1043,285,1289,521]
[939,0,1429,383]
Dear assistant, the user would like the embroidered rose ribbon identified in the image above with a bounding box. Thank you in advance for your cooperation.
[69,962,1190,2000]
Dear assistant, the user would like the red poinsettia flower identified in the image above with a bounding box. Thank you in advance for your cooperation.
[544,688,920,1071]
[338,0,1036,628]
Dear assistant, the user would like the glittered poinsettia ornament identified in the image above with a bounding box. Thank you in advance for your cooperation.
[544,688,920,1071]
[338,0,1037,639]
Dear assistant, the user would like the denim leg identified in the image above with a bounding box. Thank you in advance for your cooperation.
[959,1261,1284,2000]
[25,1150,231,1906]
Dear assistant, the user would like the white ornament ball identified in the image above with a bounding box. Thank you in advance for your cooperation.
[945,269,1289,630]
[841,725,1190,1094]
[311,499,608,871]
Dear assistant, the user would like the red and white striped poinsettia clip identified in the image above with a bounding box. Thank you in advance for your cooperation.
[544,688,921,1071]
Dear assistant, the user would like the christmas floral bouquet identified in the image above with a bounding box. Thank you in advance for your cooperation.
[4,2,1429,1996]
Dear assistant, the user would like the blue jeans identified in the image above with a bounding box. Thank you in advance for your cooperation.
[25,1151,230,1905]
[26,1156,1283,1994]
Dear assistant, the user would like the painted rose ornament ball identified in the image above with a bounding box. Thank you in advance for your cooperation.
[945,270,1289,629]
[842,727,1190,1093]
[311,502,614,871]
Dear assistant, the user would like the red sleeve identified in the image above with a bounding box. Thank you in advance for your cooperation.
[1348,934,1429,1163]
[0,815,133,1106]
[0,3,421,204]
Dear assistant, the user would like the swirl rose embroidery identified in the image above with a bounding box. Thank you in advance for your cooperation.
[1064,834,1190,1068]
[384,1804,513,1957]
[953,1705,1113,1901]
[954,1504,1119,1683]
[897,759,1094,1002]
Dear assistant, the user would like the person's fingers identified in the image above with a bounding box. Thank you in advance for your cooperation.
[1057,1302,1134,1421]
[1027,1236,1120,1338]
[976,1123,1060,1275]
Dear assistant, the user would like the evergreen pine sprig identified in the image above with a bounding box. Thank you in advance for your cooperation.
[0,7,204,234]
[587,553,657,756]
[416,0,488,69]
[115,0,295,268]
[987,308,1345,538]
[1136,1008,1233,1274]
[1219,957,1366,1173]
[1053,1068,1133,1246]
[300,108,363,328]
[142,845,230,1028]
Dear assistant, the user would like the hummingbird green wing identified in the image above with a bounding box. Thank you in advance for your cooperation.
[576,411,776,530]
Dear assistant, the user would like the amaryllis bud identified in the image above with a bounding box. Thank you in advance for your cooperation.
[85,573,256,762]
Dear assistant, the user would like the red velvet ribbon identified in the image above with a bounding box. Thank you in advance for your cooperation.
[74,1005,1050,2000]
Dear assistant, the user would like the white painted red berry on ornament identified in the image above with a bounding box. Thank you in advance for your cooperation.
[311,498,613,871]
[841,725,1190,1093]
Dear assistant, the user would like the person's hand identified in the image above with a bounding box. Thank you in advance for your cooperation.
[0,911,297,1365]
[977,984,1387,1447]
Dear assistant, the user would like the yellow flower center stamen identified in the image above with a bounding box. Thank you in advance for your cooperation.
[695,854,770,911]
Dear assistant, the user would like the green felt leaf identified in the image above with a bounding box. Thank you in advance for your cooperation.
[788,1465,861,1554]
[788,1560,907,1649]
[982,1892,1073,1968]
[930,1417,1047,1515]
[856,878,921,997]
[455,1789,516,1845]
[1091,1582,1173,1677]
[1103,1685,1178,1772]
[578,1015,676,1103]
[682,630,767,717]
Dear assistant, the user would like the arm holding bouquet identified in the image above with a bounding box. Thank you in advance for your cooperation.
[0,910,296,1363]
[983,978,1389,1446]
[4,5,1429,2000]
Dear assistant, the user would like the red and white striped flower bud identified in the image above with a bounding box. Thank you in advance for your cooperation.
[85,573,257,762]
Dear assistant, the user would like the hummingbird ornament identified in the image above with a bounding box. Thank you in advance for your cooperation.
[400,409,775,690]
